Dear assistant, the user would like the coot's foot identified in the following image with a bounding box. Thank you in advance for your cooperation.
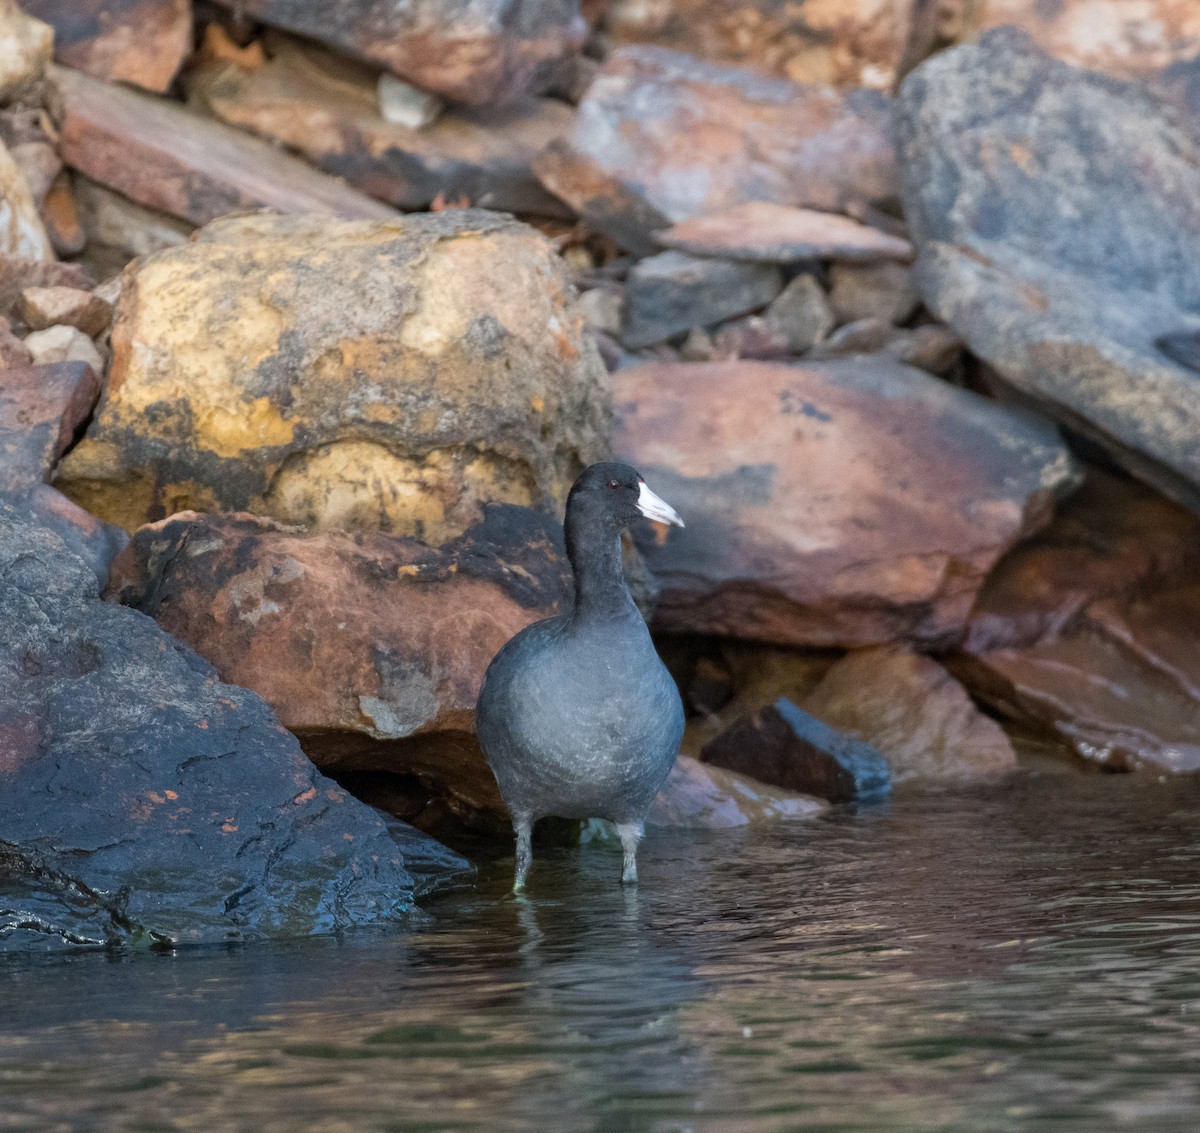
[513,818,532,892]
[618,821,642,885]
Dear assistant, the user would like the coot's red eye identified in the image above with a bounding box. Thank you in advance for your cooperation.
[607,479,621,490]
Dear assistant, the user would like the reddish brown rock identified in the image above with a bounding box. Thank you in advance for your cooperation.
[188,34,574,217]
[607,0,919,89]
[701,697,891,803]
[20,285,112,337]
[24,0,191,92]
[0,322,28,367]
[54,65,399,227]
[951,469,1200,774]
[613,358,1079,647]
[41,174,86,257]
[801,646,1018,784]
[107,506,575,815]
[548,46,899,227]
[957,0,1200,80]
[208,0,585,105]
[657,202,913,263]
[0,360,99,489]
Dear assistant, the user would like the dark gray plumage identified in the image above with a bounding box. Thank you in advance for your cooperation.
[476,462,686,889]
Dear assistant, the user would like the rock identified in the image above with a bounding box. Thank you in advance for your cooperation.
[801,646,1018,784]
[701,697,891,803]
[20,285,112,337]
[0,0,52,103]
[0,502,471,949]
[57,210,609,536]
[0,136,51,259]
[0,321,28,366]
[882,322,962,374]
[656,203,913,264]
[72,174,193,279]
[0,360,99,490]
[207,0,585,106]
[646,754,827,828]
[952,468,1200,773]
[897,29,1200,515]
[805,317,897,358]
[532,138,672,256]
[577,286,622,336]
[40,174,85,257]
[620,250,782,348]
[762,274,836,354]
[607,0,919,90]
[18,481,127,587]
[712,315,791,361]
[23,0,191,92]
[829,261,921,326]
[6,139,58,205]
[677,326,716,362]
[0,254,93,319]
[106,505,573,816]
[613,357,1080,647]
[551,46,899,226]
[188,34,574,217]
[23,324,104,372]
[54,65,400,228]
[685,655,734,716]
[378,73,444,129]
[956,0,1200,80]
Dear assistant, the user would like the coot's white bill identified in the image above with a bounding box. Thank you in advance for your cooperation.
[637,481,685,528]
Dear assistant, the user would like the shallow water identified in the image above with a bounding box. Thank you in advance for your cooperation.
[5,774,1200,1132]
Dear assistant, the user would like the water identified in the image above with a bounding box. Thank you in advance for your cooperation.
[4,773,1200,1132]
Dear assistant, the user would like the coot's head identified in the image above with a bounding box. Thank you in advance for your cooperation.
[566,462,684,535]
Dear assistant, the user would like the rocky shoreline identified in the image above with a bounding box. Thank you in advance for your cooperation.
[2,0,1199,947]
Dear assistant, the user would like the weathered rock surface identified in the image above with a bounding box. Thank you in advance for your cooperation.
[620,251,782,348]
[23,324,103,372]
[208,0,586,106]
[614,358,1079,647]
[957,0,1200,80]
[828,261,920,326]
[188,34,574,217]
[72,174,193,279]
[0,136,51,260]
[544,46,899,227]
[646,754,827,828]
[656,203,913,264]
[801,646,1018,784]
[20,285,112,337]
[897,29,1200,514]
[701,697,891,803]
[0,0,52,103]
[24,0,191,92]
[0,503,472,949]
[952,469,1200,774]
[54,65,400,228]
[763,274,836,353]
[57,210,609,536]
[0,254,93,319]
[106,506,574,817]
[607,0,920,90]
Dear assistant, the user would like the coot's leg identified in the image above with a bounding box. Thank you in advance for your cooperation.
[616,821,643,885]
[513,818,533,892]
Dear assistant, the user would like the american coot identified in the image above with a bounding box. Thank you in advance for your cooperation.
[476,462,686,890]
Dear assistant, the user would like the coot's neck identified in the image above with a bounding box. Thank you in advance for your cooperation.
[565,513,636,625]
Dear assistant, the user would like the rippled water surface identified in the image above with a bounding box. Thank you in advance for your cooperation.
[5,775,1200,1132]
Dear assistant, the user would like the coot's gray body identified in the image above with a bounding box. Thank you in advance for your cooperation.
[475,462,685,889]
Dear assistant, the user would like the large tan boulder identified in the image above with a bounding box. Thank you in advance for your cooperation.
[614,358,1080,647]
[57,210,610,536]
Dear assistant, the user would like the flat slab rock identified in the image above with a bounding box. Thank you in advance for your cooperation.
[953,469,1200,774]
[208,0,584,105]
[56,209,609,538]
[614,357,1079,647]
[25,0,191,92]
[106,505,575,816]
[540,46,898,238]
[0,503,471,950]
[701,697,891,804]
[188,34,573,216]
[656,203,913,264]
[898,28,1200,515]
[54,64,399,227]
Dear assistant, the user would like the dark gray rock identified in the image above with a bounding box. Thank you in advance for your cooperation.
[0,504,472,950]
[621,251,782,349]
[897,28,1200,514]
[700,697,891,803]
